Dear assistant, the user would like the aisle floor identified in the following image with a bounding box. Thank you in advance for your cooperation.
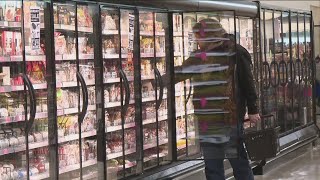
[255,145,320,180]
[182,145,320,180]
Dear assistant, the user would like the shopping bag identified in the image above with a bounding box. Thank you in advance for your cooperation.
[243,114,280,161]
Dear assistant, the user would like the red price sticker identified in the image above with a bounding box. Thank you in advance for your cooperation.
[6,117,11,123]
[2,148,9,155]
[0,87,5,92]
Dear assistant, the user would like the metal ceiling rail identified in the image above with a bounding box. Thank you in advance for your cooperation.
[98,0,259,17]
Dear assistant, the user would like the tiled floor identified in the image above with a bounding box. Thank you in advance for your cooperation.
[255,145,320,180]
[181,145,320,180]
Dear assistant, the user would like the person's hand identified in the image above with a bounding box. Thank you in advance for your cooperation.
[248,114,261,123]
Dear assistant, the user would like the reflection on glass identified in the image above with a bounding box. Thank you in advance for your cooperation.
[172,12,241,160]
[273,11,287,133]
[304,15,312,124]
[261,11,276,118]
[239,18,253,54]
[174,13,198,159]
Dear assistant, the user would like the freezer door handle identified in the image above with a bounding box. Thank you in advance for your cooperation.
[288,60,296,83]
[76,72,88,124]
[22,74,36,134]
[155,68,163,110]
[279,60,288,86]
[270,61,280,88]
[262,61,271,89]
[120,69,130,114]
[296,59,303,84]
[303,58,309,83]
[185,79,192,105]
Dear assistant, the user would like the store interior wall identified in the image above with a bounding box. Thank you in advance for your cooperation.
[311,6,320,57]
[259,1,320,11]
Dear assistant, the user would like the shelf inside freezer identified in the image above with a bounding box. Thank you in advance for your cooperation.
[0,21,44,29]
[57,105,95,116]
[105,100,134,108]
[141,53,166,58]
[173,31,190,37]
[0,112,48,125]
[143,115,168,125]
[1,105,97,126]
[30,172,50,180]
[31,159,97,180]
[141,76,155,81]
[142,94,167,103]
[0,55,46,62]
[58,130,96,143]
[143,152,168,163]
[55,54,94,61]
[63,159,97,174]
[103,53,128,59]
[0,114,25,125]
[174,52,183,57]
[102,29,119,35]
[107,148,136,160]
[0,83,47,93]
[142,97,156,103]
[144,139,168,150]
[0,130,97,157]
[103,76,154,84]
[107,162,137,172]
[175,92,193,97]
[177,131,196,140]
[140,31,165,36]
[56,80,95,88]
[0,21,21,28]
[176,110,195,118]
[104,78,121,84]
[140,52,182,57]
[54,24,93,33]
[106,122,135,133]
[81,171,98,180]
[176,141,196,150]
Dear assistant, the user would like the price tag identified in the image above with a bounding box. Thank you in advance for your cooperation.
[2,148,9,155]
[30,7,41,50]
[6,117,11,123]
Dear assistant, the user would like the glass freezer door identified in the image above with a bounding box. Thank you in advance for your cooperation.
[0,1,42,179]
[172,11,240,160]
[139,11,170,171]
[52,1,98,179]
[101,7,138,179]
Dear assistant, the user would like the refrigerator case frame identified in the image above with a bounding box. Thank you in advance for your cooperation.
[260,5,319,150]
[0,0,318,180]
[0,1,51,180]
[169,10,243,161]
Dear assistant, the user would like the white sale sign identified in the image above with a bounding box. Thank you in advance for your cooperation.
[30,7,40,50]
[128,14,134,51]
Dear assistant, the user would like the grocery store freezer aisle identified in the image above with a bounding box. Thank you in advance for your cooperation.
[179,145,320,180]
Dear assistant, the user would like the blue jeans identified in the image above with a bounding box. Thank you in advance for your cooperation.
[204,143,254,180]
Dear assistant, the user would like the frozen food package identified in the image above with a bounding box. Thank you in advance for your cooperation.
[5,2,16,22]
[0,2,5,21]
[2,31,14,55]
